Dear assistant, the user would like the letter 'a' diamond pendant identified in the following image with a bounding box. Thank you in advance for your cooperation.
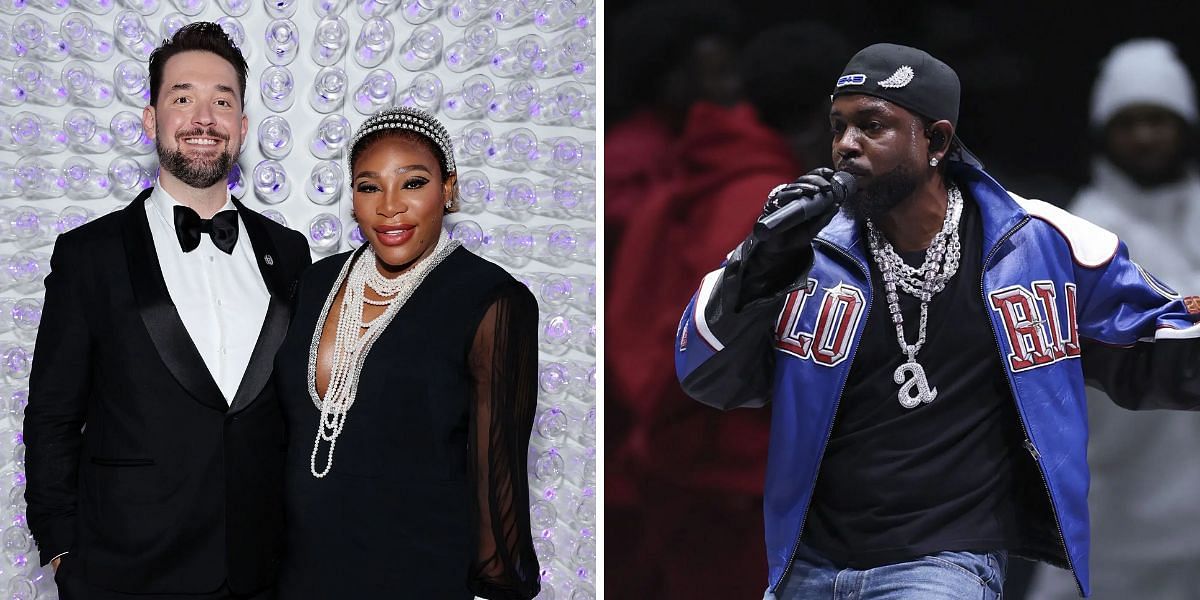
[894,360,938,408]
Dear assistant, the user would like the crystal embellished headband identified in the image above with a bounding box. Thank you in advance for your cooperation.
[348,106,457,175]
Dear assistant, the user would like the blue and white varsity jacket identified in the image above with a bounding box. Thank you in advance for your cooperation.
[674,162,1200,597]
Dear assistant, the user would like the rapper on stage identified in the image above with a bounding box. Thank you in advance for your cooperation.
[273,107,540,599]
[675,43,1200,599]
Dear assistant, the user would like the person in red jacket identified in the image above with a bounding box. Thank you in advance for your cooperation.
[606,22,852,599]
[605,3,744,275]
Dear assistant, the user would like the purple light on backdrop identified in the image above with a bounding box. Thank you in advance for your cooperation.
[307,213,341,252]
[216,16,248,55]
[309,66,348,113]
[215,0,249,17]
[397,72,442,110]
[260,209,287,227]
[54,206,91,233]
[2,346,31,379]
[400,0,441,24]
[11,300,41,331]
[309,15,348,66]
[305,161,341,205]
[0,75,26,106]
[108,156,151,199]
[252,159,290,204]
[313,0,347,16]
[397,23,441,71]
[260,65,295,112]
[530,499,556,529]
[535,406,568,440]
[0,3,597,589]
[227,163,246,197]
[6,255,38,284]
[449,220,483,251]
[353,70,396,114]
[11,208,44,240]
[114,60,151,107]
[109,111,153,154]
[309,114,350,159]
[257,115,293,159]
[120,0,158,15]
[456,170,489,213]
[161,12,189,39]
[265,18,298,65]
[170,0,206,15]
[263,0,295,17]
[541,313,569,346]
[353,16,393,68]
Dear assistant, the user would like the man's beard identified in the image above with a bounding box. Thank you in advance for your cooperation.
[157,131,236,189]
[840,162,919,222]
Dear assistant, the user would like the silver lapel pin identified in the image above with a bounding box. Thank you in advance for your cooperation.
[264,254,274,266]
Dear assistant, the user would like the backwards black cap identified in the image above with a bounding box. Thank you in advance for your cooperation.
[832,43,982,168]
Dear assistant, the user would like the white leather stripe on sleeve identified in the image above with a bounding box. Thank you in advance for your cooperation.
[1135,262,1182,300]
[1154,322,1200,340]
[693,267,726,351]
[1011,193,1119,268]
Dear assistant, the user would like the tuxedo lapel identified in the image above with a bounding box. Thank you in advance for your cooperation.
[121,188,228,413]
[233,198,289,298]
[228,200,292,415]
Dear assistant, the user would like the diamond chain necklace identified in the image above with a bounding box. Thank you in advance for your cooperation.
[865,183,964,408]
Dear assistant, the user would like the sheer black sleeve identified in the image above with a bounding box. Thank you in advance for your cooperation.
[466,282,542,599]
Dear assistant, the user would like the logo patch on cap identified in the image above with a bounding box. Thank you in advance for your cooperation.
[878,65,915,89]
[836,74,866,87]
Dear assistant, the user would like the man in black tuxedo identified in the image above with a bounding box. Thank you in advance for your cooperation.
[24,22,310,599]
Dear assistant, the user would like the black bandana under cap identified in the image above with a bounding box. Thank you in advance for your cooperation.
[832,43,983,168]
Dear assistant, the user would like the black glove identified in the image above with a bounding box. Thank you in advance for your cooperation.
[759,167,837,224]
[715,168,842,315]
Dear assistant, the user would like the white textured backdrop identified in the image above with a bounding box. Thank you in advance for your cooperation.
[0,0,595,597]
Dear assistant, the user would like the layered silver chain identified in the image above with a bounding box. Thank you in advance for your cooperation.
[865,183,964,408]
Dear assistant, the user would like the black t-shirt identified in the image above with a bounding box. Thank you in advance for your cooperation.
[802,194,1035,568]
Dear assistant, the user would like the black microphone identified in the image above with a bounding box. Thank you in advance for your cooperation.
[754,171,857,234]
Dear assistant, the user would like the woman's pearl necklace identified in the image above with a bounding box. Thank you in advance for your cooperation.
[307,230,460,478]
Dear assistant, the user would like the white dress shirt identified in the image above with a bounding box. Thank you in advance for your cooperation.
[145,184,270,404]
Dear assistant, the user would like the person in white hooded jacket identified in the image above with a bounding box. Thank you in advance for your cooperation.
[1029,38,1200,600]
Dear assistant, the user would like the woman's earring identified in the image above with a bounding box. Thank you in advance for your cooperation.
[444,200,452,210]
[929,157,939,167]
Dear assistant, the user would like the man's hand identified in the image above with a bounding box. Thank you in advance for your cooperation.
[51,556,61,572]
[759,167,837,223]
[728,168,843,307]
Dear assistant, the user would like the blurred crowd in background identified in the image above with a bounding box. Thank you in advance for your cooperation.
[604,1,1200,598]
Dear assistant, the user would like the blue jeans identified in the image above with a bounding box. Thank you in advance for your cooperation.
[769,543,1007,600]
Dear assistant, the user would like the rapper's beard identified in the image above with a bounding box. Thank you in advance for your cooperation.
[156,132,236,189]
[840,162,920,222]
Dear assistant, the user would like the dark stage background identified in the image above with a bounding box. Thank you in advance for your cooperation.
[606,0,1200,204]
[605,2,1200,598]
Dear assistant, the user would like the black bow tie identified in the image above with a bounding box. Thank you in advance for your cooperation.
[173,206,239,254]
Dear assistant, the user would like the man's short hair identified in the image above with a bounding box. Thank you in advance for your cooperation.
[148,22,248,109]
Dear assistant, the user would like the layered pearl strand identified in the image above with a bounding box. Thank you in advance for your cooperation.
[865,183,964,408]
[307,230,460,477]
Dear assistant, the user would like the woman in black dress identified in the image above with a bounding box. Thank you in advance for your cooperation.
[275,106,541,599]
